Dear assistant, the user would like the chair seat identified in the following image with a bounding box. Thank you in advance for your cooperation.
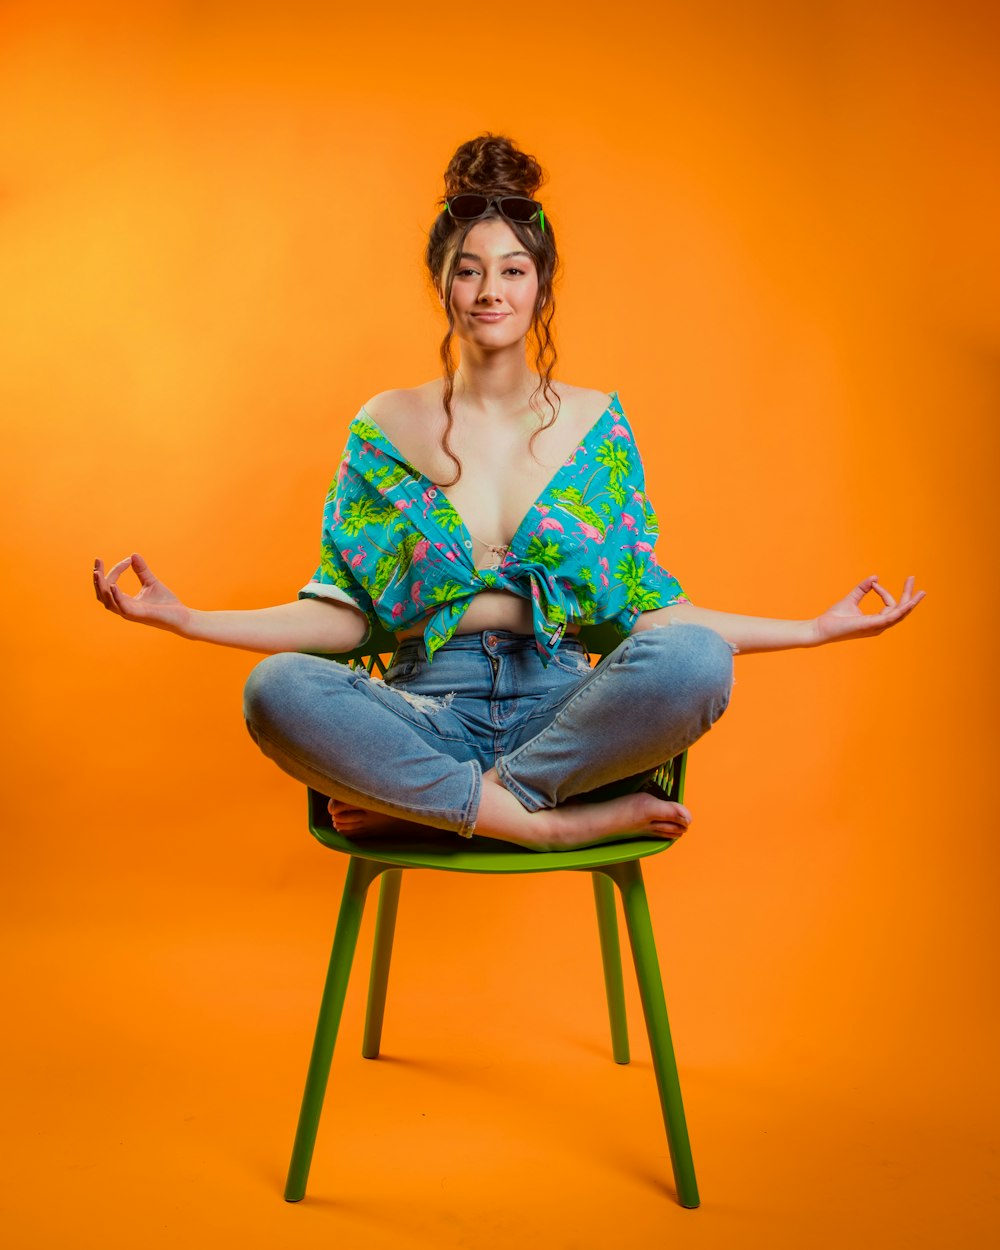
[309,819,678,875]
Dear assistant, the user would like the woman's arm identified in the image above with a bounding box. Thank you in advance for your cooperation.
[632,575,925,654]
[93,553,368,654]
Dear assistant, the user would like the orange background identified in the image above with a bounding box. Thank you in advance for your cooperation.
[1,2,997,1247]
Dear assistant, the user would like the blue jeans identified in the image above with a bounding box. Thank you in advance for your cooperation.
[243,624,734,839]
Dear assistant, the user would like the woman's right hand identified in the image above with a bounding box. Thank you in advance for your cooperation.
[92,553,191,634]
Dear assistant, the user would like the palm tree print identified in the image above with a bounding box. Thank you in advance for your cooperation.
[341,496,394,537]
[525,534,563,570]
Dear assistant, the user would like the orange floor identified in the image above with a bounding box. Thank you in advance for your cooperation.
[4,804,996,1250]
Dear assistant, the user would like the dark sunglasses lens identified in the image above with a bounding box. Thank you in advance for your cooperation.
[447,195,490,219]
[499,197,539,222]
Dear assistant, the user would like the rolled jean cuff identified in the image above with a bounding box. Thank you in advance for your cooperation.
[456,763,481,837]
[493,757,547,813]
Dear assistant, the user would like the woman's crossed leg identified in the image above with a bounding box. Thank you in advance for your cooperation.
[244,624,733,851]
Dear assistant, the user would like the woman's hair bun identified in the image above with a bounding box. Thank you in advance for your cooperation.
[443,133,545,200]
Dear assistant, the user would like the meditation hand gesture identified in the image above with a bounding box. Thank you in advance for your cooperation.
[815,575,925,645]
[92,554,190,634]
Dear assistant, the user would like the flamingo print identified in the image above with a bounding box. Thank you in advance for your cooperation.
[537,516,564,533]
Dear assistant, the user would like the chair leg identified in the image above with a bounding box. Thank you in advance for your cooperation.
[284,855,385,1203]
[362,868,403,1059]
[591,872,630,1064]
[601,860,700,1209]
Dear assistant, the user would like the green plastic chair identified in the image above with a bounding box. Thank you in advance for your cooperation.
[284,622,701,1209]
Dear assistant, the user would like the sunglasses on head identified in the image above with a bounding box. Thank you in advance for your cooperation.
[445,194,546,232]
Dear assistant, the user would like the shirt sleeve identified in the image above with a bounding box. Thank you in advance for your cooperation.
[298,460,376,645]
[609,442,688,637]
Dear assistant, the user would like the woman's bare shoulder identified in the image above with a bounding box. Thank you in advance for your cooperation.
[362,383,441,440]
[551,382,615,429]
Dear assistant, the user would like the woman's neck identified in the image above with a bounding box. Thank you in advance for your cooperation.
[452,347,538,419]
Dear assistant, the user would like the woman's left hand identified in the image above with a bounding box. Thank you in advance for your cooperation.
[815,575,925,644]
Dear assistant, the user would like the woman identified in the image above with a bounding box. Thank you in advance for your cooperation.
[93,134,924,851]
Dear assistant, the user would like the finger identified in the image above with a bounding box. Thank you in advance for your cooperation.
[849,575,878,606]
[871,581,896,611]
[109,582,148,620]
[870,589,926,633]
[102,554,142,613]
[129,552,157,588]
[106,556,133,587]
[888,589,926,622]
[93,559,121,611]
[108,583,132,616]
[897,575,921,607]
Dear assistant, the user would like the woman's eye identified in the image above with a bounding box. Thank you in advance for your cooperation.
[504,267,525,277]
[455,268,479,278]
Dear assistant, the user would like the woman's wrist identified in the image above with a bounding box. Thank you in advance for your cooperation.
[176,607,211,642]
[802,617,824,648]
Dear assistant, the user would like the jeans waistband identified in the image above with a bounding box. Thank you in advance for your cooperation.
[394,630,588,664]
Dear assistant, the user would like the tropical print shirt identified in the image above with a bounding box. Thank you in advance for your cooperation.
[300,392,688,664]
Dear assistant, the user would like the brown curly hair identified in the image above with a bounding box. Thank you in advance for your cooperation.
[425,133,560,484]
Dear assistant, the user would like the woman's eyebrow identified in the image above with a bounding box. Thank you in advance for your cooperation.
[457,250,533,262]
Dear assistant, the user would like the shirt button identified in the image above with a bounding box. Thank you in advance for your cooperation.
[427,487,438,498]
[464,540,472,549]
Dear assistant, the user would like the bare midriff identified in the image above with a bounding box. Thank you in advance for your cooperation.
[394,590,580,643]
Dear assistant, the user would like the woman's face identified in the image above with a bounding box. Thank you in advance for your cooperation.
[446,217,539,350]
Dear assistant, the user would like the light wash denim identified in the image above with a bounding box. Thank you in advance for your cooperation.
[243,624,734,840]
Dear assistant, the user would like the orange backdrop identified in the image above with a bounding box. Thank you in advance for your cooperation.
[1,2,997,1247]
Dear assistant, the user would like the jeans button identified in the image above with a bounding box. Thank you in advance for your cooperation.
[486,634,498,647]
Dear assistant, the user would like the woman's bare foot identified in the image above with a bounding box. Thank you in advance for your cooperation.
[475,771,691,851]
[327,799,437,839]
[328,779,691,852]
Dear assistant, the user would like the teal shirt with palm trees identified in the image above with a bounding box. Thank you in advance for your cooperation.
[300,392,687,663]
